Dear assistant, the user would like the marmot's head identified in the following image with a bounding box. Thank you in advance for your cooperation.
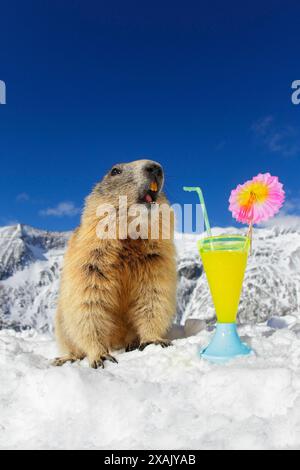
[93,159,166,207]
[83,159,173,240]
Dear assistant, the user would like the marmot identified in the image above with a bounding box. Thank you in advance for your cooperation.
[53,159,177,368]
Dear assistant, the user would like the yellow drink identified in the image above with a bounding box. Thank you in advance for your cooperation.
[198,236,250,323]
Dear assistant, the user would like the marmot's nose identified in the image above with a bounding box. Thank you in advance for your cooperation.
[144,163,163,178]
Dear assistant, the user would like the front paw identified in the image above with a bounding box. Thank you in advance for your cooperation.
[139,339,172,351]
[52,355,77,367]
[90,354,118,369]
[125,339,140,352]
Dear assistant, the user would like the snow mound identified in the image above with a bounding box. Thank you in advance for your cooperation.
[1,324,300,450]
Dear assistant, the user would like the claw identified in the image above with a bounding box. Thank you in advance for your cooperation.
[139,339,172,351]
[102,354,118,364]
[125,340,140,352]
[139,342,152,352]
[90,354,118,369]
[91,359,104,369]
[52,356,76,367]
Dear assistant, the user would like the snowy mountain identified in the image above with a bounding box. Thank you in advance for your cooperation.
[176,227,300,326]
[0,225,70,331]
[0,224,300,332]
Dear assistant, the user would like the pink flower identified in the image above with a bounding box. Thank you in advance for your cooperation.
[229,173,285,225]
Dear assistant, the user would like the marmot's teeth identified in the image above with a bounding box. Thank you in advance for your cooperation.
[150,181,158,192]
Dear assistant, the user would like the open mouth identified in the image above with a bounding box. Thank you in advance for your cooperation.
[140,181,159,204]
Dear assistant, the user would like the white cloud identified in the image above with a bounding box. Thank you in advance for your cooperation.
[252,115,274,135]
[252,116,300,158]
[6,219,19,226]
[263,214,300,229]
[282,197,300,213]
[16,193,30,202]
[39,202,81,217]
[262,197,300,229]
[0,217,20,227]
[215,140,226,151]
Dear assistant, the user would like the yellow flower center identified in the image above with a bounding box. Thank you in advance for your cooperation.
[237,181,269,207]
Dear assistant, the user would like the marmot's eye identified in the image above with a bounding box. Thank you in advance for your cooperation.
[111,167,122,176]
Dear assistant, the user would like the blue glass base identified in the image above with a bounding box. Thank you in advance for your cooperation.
[201,323,253,364]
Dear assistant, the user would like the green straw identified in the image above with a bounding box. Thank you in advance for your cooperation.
[183,186,212,237]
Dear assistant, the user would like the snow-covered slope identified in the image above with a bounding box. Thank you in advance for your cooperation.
[0,224,300,331]
[2,322,300,450]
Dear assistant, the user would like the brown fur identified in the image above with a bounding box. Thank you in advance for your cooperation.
[54,160,177,368]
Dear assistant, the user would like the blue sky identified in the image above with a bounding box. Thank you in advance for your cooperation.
[0,0,300,232]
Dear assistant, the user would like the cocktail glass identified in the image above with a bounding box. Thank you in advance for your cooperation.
[197,234,253,363]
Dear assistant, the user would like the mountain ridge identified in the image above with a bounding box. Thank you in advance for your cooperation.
[0,224,299,331]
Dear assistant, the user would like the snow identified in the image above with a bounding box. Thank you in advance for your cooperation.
[2,322,300,450]
[1,224,300,449]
